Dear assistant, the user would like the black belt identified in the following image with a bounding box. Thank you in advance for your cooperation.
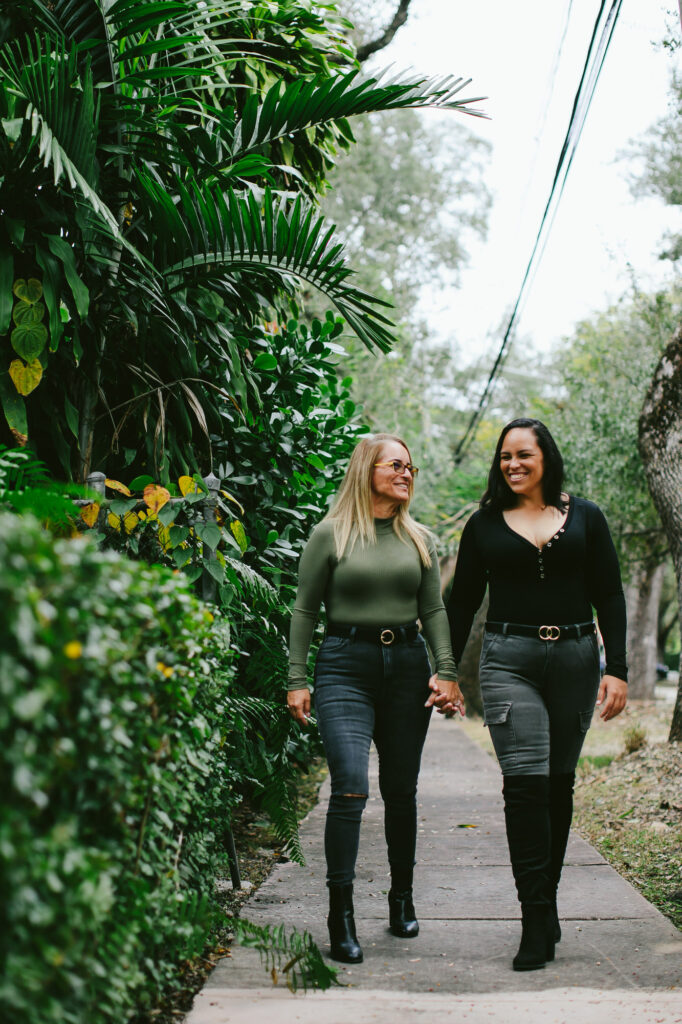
[485,620,596,642]
[326,622,419,646]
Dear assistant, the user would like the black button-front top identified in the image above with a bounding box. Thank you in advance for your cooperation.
[446,496,628,681]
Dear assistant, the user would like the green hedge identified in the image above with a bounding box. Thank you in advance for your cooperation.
[0,513,245,1023]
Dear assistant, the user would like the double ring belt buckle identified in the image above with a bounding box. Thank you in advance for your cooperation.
[380,628,395,646]
[539,624,561,641]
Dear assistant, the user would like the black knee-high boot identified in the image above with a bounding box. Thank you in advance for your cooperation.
[503,774,555,971]
[388,865,419,937]
[328,884,363,963]
[549,772,575,943]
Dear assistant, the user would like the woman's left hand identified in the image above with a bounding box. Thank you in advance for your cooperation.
[596,674,628,720]
[425,674,466,717]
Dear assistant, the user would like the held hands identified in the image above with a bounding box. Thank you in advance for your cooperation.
[287,687,312,727]
[596,674,628,720]
[425,674,466,717]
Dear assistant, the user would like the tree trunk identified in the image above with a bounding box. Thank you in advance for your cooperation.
[638,323,682,741]
[624,562,665,699]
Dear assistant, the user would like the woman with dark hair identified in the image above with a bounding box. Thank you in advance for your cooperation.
[287,433,464,965]
[441,418,627,971]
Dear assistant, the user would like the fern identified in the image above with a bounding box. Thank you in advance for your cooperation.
[224,554,279,609]
[230,917,340,992]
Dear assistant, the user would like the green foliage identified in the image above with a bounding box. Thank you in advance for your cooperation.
[0,513,244,1022]
[231,918,340,992]
[0,0,485,481]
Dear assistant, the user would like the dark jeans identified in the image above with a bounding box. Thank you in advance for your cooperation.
[313,632,433,887]
[479,629,601,776]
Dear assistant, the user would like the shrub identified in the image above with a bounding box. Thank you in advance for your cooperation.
[0,513,243,1023]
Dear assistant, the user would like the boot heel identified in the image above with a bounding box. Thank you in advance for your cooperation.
[388,889,419,937]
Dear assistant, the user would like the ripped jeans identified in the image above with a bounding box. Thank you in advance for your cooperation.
[479,627,601,776]
[313,632,433,887]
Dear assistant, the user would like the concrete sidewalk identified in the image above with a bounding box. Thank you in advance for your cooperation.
[185,714,682,1023]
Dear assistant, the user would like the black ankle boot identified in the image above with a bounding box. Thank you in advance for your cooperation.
[327,884,363,963]
[388,889,419,937]
[388,866,419,937]
[513,904,555,972]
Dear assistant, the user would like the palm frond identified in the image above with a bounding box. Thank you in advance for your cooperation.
[224,555,279,609]
[230,65,488,160]
[230,918,340,992]
[139,178,395,352]
[1,33,119,233]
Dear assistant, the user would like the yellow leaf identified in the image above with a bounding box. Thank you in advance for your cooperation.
[221,488,245,514]
[158,523,172,551]
[105,478,133,496]
[179,475,199,496]
[230,519,248,553]
[9,357,43,395]
[143,483,170,512]
[80,502,100,528]
[156,661,174,678]
[123,511,139,534]
[107,511,122,531]
[63,641,82,659]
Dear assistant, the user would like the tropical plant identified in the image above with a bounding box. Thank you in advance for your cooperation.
[0,0,485,484]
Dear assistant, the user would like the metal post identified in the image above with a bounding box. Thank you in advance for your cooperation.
[86,471,106,497]
[201,472,221,603]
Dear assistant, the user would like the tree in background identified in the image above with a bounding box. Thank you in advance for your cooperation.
[545,288,682,699]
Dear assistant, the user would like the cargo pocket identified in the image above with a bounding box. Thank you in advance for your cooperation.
[483,701,517,772]
[483,701,513,727]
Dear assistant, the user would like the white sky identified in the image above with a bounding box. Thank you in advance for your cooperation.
[378,0,681,362]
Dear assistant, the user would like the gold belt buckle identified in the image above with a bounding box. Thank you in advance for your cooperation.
[539,625,561,641]
[380,628,395,646]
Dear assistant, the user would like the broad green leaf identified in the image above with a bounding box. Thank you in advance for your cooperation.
[130,474,154,490]
[205,560,225,583]
[305,453,325,471]
[253,352,278,371]
[12,301,45,326]
[12,278,42,304]
[196,522,221,550]
[9,358,43,396]
[64,394,79,440]
[11,322,48,361]
[46,236,90,319]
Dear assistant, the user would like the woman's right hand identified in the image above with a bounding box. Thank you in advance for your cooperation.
[287,687,312,726]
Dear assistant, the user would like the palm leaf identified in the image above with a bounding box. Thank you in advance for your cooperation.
[0,34,119,233]
[229,65,488,161]
[138,177,395,352]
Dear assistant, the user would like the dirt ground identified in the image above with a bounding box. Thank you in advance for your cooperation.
[459,682,682,930]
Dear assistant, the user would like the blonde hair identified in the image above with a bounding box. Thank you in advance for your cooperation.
[324,433,432,567]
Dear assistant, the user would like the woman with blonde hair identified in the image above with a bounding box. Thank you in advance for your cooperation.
[288,433,463,964]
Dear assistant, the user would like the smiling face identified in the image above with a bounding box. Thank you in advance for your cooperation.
[371,439,413,513]
[499,427,545,503]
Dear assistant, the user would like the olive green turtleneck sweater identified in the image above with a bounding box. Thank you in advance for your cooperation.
[288,517,458,689]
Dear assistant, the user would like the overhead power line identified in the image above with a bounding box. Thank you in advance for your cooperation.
[453,0,624,465]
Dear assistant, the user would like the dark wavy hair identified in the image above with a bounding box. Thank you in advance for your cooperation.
[480,418,567,512]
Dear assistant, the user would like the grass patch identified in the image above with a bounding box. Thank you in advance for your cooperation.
[578,753,614,770]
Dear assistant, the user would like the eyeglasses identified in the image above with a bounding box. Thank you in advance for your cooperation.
[374,460,419,477]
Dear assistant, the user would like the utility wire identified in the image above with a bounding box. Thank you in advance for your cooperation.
[453,0,624,465]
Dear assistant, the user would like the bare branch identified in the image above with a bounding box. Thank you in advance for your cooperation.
[356,0,412,62]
